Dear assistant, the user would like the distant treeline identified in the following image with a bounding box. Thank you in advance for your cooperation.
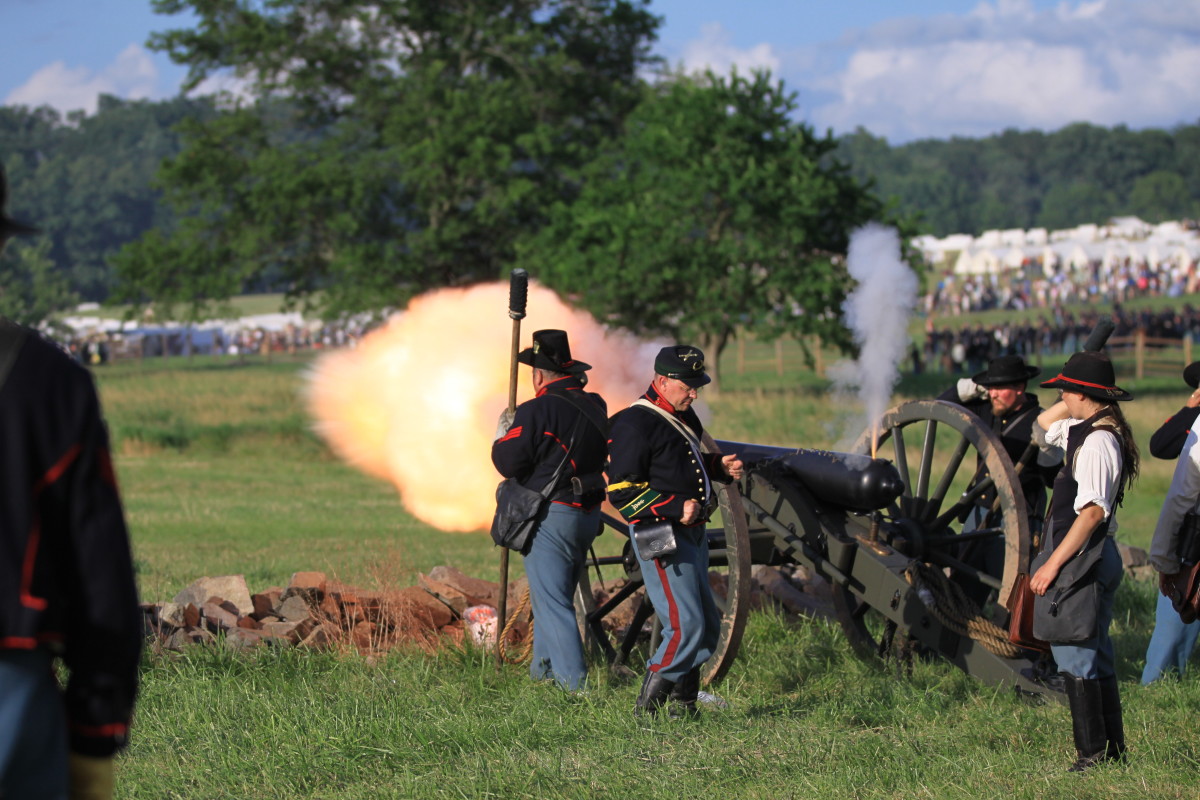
[838,123,1200,237]
[2,95,1198,303]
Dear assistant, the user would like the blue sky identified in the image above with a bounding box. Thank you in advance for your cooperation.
[2,0,1198,142]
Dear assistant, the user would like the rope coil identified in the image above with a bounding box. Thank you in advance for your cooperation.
[497,586,534,664]
[903,561,1023,660]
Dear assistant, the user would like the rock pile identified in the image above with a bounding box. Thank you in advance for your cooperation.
[141,564,835,655]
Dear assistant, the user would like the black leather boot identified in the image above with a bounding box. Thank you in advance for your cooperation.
[668,667,701,720]
[1064,674,1108,772]
[1099,675,1126,762]
[634,671,675,718]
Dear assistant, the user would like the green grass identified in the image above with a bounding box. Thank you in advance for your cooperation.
[95,347,1200,799]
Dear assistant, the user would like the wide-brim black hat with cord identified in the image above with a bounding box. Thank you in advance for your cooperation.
[971,354,1040,387]
[516,329,591,374]
[1040,351,1133,402]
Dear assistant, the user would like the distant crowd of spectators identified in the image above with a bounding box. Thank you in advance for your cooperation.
[63,321,369,365]
[919,304,1200,375]
[925,257,1199,316]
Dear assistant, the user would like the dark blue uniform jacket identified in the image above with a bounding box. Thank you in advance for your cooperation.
[491,375,608,508]
[0,326,141,757]
[606,385,730,524]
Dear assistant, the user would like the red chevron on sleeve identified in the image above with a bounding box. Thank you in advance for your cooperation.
[498,425,523,443]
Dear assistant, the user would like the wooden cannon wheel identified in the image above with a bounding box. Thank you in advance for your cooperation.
[840,399,1033,659]
[574,432,752,686]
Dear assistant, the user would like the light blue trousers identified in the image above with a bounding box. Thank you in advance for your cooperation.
[635,523,721,683]
[522,503,600,690]
[1141,591,1200,684]
[0,650,68,799]
[1051,537,1123,680]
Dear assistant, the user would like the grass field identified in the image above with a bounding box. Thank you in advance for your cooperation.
[96,338,1200,799]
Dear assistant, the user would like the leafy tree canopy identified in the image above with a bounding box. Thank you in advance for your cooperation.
[524,70,909,388]
[115,0,661,319]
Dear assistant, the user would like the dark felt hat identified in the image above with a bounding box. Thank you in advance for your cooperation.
[1184,361,1200,389]
[971,355,1040,387]
[1040,351,1133,402]
[516,329,591,374]
[0,167,38,245]
[654,344,711,388]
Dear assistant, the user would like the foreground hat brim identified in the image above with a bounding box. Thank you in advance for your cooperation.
[0,218,39,238]
[971,365,1041,386]
[1184,361,1200,389]
[1039,375,1133,402]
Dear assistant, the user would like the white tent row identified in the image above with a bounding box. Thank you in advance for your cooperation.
[954,240,1200,276]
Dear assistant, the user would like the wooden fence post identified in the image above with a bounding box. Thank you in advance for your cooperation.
[737,338,745,376]
[1135,329,1145,381]
[775,339,784,377]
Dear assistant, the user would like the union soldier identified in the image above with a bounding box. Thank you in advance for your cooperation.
[938,354,1061,609]
[491,330,608,690]
[0,166,142,798]
[606,345,743,717]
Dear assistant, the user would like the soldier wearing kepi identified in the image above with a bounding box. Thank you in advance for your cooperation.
[491,330,608,691]
[607,345,744,717]
[0,167,142,798]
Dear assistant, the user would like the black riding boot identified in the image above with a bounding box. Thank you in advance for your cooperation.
[1099,675,1126,762]
[634,671,675,718]
[1064,674,1108,772]
[668,667,701,720]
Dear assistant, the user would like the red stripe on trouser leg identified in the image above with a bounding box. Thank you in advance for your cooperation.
[649,557,681,672]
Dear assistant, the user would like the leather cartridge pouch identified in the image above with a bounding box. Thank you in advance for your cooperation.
[570,473,606,498]
[630,519,678,561]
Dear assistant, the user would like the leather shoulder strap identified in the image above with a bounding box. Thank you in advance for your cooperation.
[547,391,609,437]
[631,398,701,449]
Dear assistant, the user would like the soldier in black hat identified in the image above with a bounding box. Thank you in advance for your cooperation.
[937,354,1062,609]
[491,329,608,691]
[606,345,744,717]
[0,166,142,798]
[1034,350,1139,771]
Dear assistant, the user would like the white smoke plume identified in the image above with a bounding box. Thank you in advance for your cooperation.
[828,223,919,450]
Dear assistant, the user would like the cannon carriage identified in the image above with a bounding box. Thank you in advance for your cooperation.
[575,398,1063,703]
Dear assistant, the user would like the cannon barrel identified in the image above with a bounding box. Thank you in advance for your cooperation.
[715,440,904,513]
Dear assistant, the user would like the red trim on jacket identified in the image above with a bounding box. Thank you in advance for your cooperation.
[497,426,523,443]
[69,721,129,738]
[21,443,83,611]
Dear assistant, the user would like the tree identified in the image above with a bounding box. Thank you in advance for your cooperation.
[114,0,660,318]
[2,97,209,302]
[524,70,902,389]
[0,238,77,329]
[1128,170,1192,223]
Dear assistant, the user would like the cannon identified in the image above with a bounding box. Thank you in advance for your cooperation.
[576,398,1062,703]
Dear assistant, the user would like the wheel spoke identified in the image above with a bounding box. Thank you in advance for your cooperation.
[915,418,937,502]
[926,433,972,524]
[890,427,911,498]
[930,474,995,531]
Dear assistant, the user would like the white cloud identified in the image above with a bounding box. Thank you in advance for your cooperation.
[801,0,1200,141]
[4,44,163,116]
[680,22,781,79]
